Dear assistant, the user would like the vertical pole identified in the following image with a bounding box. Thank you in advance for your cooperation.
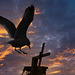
[38,43,45,67]
[30,57,38,75]
[41,43,45,53]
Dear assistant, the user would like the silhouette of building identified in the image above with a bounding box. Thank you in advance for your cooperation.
[22,43,50,75]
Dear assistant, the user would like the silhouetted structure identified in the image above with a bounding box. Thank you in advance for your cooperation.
[0,5,34,54]
[22,43,50,75]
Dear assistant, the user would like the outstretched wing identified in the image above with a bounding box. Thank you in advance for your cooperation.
[14,5,34,39]
[0,16,16,38]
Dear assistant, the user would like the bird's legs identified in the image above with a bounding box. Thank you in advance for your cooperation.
[19,47,27,54]
[15,47,22,54]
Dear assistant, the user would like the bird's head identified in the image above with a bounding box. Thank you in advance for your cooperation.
[28,45,31,49]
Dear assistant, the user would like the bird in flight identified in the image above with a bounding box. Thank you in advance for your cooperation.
[0,5,34,54]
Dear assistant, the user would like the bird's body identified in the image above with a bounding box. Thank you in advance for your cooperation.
[8,37,30,48]
[0,5,34,54]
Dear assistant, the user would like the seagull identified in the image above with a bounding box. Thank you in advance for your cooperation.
[0,5,34,54]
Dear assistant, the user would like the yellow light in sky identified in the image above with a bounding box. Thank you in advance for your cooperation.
[30,22,33,27]
[0,45,4,49]
[28,31,36,34]
[19,18,22,22]
[48,70,60,74]
[0,28,8,34]
[35,8,42,15]
[48,62,63,68]
[0,64,3,67]
[0,46,13,60]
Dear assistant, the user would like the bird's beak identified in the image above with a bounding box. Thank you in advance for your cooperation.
[29,45,31,49]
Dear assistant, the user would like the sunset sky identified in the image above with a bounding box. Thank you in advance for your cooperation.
[0,0,75,75]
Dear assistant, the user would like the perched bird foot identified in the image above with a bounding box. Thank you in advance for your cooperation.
[20,49,27,54]
[15,49,22,54]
